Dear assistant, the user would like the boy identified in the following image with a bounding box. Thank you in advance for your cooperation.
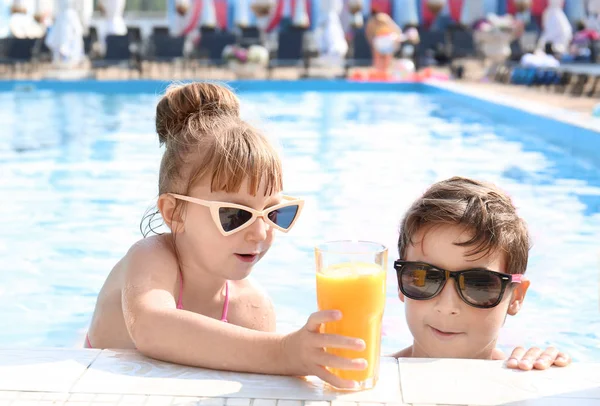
[392,176,571,371]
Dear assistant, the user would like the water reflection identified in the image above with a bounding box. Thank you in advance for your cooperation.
[0,89,598,361]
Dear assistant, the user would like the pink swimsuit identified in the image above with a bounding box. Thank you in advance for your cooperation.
[85,275,230,349]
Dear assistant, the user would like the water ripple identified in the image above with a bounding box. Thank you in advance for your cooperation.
[1,89,599,361]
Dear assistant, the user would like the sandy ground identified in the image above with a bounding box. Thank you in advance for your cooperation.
[452,58,599,115]
[2,58,598,116]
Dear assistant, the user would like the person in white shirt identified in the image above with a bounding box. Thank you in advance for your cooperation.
[537,0,573,55]
[44,0,84,68]
[96,0,127,55]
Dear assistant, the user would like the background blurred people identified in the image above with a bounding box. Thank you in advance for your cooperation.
[365,6,402,74]
[45,0,84,68]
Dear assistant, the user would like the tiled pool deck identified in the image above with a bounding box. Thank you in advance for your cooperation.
[0,348,599,405]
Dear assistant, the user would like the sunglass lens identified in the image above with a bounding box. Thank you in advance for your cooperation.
[267,204,299,229]
[400,264,444,299]
[460,271,503,307]
[219,207,253,232]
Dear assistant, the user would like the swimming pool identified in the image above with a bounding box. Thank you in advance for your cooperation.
[1,80,599,362]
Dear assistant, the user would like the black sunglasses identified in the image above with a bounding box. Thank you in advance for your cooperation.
[394,260,524,309]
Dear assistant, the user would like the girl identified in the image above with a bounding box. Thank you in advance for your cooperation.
[365,7,402,75]
[84,82,367,390]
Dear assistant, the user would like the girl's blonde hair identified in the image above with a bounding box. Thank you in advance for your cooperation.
[141,82,283,236]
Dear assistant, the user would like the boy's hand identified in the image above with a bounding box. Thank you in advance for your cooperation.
[504,346,571,370]
[282,310,367,390]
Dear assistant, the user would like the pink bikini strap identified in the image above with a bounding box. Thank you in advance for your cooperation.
[177,273,228,322]
[176,271,184,310]
[221,281,229,322]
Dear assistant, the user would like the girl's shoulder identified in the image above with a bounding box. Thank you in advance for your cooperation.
[122,234,178,276]
[231,277,272,304]
[119,234,180,301]
[126,234,175,258]
[228,277,276,331]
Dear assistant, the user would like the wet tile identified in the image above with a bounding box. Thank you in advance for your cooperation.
[192,398,226,406]
[171,397,218,406]
[252,400,277,406]
[72,350,401,402]
[399,358,600,406]
[277,401,303,406]
[0,393,18,400]
[0,348,100,393]
[484,397,600,406]
[144,396,174,406]
[303,402,329,406]
[42,392,71,402]
[117,394,148,405]
[225,399,251,406]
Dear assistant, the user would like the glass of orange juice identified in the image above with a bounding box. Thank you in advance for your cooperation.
[315,240,387,391]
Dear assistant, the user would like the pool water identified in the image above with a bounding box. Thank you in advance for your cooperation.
[1,82,599,361]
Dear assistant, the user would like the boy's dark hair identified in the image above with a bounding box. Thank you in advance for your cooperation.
[398,176,531,275]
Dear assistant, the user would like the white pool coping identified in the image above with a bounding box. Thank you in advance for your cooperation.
[0,348,598,406]
[427,79,600,134]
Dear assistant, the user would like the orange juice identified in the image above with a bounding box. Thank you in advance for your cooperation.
[316,262,386,385]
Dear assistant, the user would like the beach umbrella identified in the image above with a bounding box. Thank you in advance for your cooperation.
[0,0,11,38]
[100,0,127,35]
[393,0,419,27]
[292,0,310,28]
[588,0,600,14]
[315,0,348,64]
[460,0,484,25]
[44,0,84,66]
[201,0,217,28]
[235,0,252,27]
[564,0,585,24]
[483,0,498,15]
[71,0,93,34]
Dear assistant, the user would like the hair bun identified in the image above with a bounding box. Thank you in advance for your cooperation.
[156,82,240,145]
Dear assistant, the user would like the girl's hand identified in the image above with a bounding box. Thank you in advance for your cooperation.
[504,346,571,370]
[282,310,367,390]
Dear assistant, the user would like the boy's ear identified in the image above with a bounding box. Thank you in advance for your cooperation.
[507,278,530,316]
[157,194,185,233]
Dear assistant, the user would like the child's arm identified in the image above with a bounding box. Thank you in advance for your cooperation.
[121,241,367,389]
[496,346,571,370]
